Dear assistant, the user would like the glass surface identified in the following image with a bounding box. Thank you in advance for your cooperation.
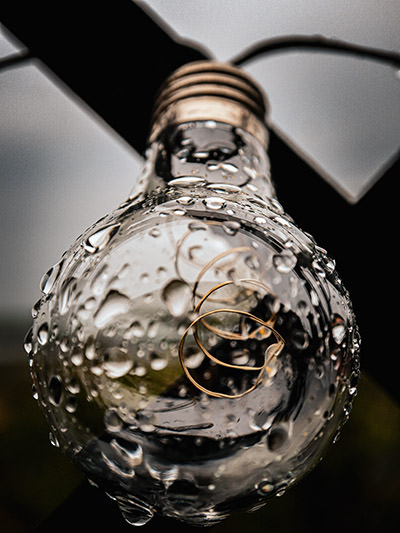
[28,121,360,526]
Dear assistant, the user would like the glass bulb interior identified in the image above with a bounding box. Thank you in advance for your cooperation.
[27,62,360,527]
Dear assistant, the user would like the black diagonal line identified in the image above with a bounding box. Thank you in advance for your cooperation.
[1,0,209,155]
[270,130,400,402]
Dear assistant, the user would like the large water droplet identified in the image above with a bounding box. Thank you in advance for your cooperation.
[40,259,64,295]
[49,431,60,448]
[147,321,158,339]
[94,290,130,328]
[83,223,120,254]
[118,499,154,527]
[273,250,297,273]
[49,375,63,406]
[222,220,241,235]
[221,162,239,173]
[257,480,275,494]
[124,320,145,340]
[65,396,77,413]
[111,438,143,467]
[58,277,77,316]
[37,323,49,345]
[267,426,288,451]
[244,254,261,271]
[203,196,226,210]
[24,327,33,354]
[168,176,205,187]
[149,352,168,371]
[103,347,133,378]
[332,317,346,344]
[162,279,191,317]
[71,347,84,366]
[104,408,123,432]
[177,196,194,206]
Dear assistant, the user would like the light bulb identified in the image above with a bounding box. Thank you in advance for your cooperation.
[27,61,360,527]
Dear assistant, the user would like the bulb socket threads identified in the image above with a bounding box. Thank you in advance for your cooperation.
[149,61,269,147]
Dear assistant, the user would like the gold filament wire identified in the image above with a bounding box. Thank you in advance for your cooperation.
[174,220,265,306]
[192,245,263,306]
[193,279,277,341]
[174,221,284,398]
[178,280,285,399]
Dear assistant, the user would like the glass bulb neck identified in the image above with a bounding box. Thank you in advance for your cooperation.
[133,61,276,201]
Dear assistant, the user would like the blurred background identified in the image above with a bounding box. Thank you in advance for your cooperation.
[1,1,399,531]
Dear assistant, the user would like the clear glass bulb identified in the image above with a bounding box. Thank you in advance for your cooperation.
[26,61,360,527]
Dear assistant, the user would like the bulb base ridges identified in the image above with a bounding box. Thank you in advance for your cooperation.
[149,61,269,147]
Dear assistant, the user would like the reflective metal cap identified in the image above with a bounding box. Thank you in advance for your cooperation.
[149,61,269,147]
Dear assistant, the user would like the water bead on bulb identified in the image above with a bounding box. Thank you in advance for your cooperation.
[28,61,360,527]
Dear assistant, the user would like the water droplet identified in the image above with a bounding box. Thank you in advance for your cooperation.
[188,245,202,261]
[257,480,275,494]
[31,299,41,319]
[40,259,64,295]
[24,327,33,354]
[147,321,158,338]
[274,215,291,228]
[136,411,156,432]
[37,323,49,345]
[273,250,297,273]
[162,279,191,317]
[134,365,147,377]
[49,375,63,406]
[58,277,77,316]
[65,396,77,413]
[310,290,319,307]
[221,162,239,173]
[245,254,261,271]
[49,431,60,448]
[71,348,84,366]
[193,150,208,159]
[176,147,190,160]
[168,176,205,186]
[156,266,167,279]
[125,320,145,339]
[177,196,194,206]
[32,384,39,400]
[66,378,80,395]
[254,216,266,224]
[150,352,168,371]
[184,348,205,369]
[173,208,186,216]
[267,426,287,451]
[207,183,241,193]
[118,499,154,527]
[111,438,143,467]
[243,166,257,179]
[103,347,133,378]
[94,290,130,328]
[250,410,271,431]
[291,329,309,350]
[312,259,326,277]
[104,408,123,432]
[332,318,346,344]
[140,272,149,283]
[149,227,160,238]
[203,196,226,210]
[222,220,241,235]
[83,223,120,253]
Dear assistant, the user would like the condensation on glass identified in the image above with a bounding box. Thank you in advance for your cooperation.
[26,61,360,527]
